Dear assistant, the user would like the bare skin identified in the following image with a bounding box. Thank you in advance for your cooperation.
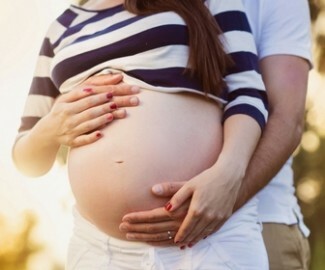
[68,88,225,240]
[13,73,140,177]
[14,0,263,250]
[119,55,309,247]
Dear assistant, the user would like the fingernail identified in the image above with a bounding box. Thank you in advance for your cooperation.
[110,103,117,110]
[180,245,186,250]
[131,86,140,93]
[116,109,126,118]
[83,88,93,93]
[188,243,194,248]
[106,92,113,99]
[130,97,139,106]
[165,202,172,211]
[108,114,113,121]
[96,132,102,138]
[102,70,112,75]
[203,236,208,239]
[122,217,130,222]
[152,184,163,195]
[119,224,127,231]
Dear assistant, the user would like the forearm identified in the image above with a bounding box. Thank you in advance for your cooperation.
[234,55,309,210]
[234,110,303,210]
[218,114,261,173]
[214,114,261,180]
[13,116,60,177]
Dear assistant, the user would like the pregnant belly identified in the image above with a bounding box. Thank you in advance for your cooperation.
[68,90,223,239]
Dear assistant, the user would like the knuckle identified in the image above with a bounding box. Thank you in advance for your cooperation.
[144,224,154,233]
[216,212,226,221]
[168,182,177,193]
[60,106,71,117]
[84,121,95,131]
[85,98,96,107]
[171,222,182,231]
[191,208,203,218]
[172,211,186,219]
[168,211,178,219]
[65,121,75,131]
[93,106,106,117]
[153,234,163,241]
[146,213,156,222]
[106,85,117,94]
[66,137,76,147]
[204,212,215,222]
[83,110,92,121]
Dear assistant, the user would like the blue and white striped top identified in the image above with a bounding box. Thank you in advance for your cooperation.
[18,0,268,135]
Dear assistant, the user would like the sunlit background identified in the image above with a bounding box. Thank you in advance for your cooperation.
[0,1,324,269]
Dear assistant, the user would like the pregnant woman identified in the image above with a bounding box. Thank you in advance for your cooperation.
[13,0,268,269]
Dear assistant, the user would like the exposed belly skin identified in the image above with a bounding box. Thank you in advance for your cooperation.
[68,90,223,239]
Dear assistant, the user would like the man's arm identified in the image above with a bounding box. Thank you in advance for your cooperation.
[234,54,309,209]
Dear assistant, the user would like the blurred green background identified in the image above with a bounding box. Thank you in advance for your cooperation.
[0,0,324,269]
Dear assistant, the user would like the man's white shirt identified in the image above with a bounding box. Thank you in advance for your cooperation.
[242,0,312,237]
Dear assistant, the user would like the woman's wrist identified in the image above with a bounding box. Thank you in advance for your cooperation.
[211,153,247,182]
[31,115,61,151]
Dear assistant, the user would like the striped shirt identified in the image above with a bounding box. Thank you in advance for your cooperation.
[18,0,268,136]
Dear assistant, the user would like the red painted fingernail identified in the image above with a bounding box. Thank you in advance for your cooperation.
[108,114,113,121]
[106,92,113,99]
[96,132,102,138]
[165,202,172,211]
[203,236,207,239]
[83,88,93,93]
[110,103,117,110]
[180,245,186,250]
[188,243,194,248]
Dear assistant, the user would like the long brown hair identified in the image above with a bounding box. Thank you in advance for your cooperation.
[125,0,230,96]
[80,0,231,95]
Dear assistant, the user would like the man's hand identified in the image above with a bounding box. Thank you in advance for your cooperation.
[120,166,241,248]
[120,182,187,246]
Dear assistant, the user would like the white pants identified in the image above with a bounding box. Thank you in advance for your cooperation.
[66,198,268,270]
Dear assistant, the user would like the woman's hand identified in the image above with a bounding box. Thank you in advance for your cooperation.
[13,73,140,176]
[168,114,260,247]
[45,73,140,147]
[164,162,242,247]
[84,73,140,109]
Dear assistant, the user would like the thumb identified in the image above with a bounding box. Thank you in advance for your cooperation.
[152,181,186,197]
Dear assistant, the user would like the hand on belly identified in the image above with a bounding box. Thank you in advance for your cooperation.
[68,90,223,239]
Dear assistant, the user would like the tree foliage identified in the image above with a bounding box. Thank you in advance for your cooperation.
[293,1,325,269]
[0,212,42,270]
